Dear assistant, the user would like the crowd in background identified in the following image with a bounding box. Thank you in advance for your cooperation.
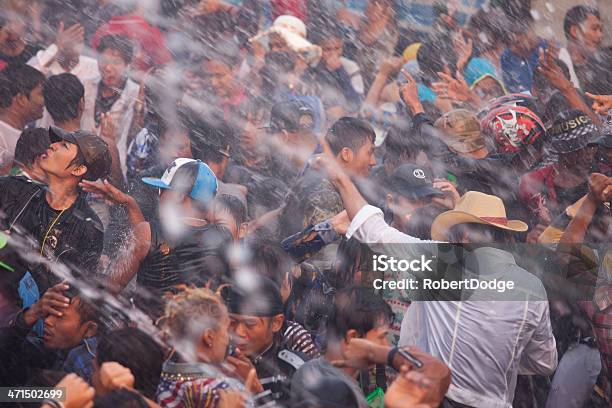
[0,0,612,407]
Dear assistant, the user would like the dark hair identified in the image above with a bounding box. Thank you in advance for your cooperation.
[93,389,149,408]
[447,223,513,243]
[185,113,235,165]
[0,64,45,108]
[64,286,100,326]
[564,5,600,40]
[97,35,134,64]
[43,73,84,123]
[248,240,293,288]
[96,328,165,399]
[416,35,458,85]
[202,36,243,69]
[325,117,375,156]
[330,238,363,290]
[467,9,507,54]
[382,125,421,164]
[14,128,50,168]
[214,194,247,224]
[309,22,344,46]
[326,286,392,343]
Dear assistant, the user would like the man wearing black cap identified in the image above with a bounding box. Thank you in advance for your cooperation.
[520,110,598,232]
[386,164,457,233]
[222,278,310,404]
[0,126,111,296]
[266,99,318,180]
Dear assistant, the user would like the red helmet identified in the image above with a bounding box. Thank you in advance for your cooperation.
[482,105,546,154]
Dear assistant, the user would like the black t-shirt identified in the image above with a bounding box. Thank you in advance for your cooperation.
[0,44,42,67]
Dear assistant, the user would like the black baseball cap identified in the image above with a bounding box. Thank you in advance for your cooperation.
[267,99,314,133]
[49,126,111,181]
[550,110,599,154]
[390,164,445,200]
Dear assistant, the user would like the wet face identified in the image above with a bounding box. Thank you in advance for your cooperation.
[159,126,192,165]
[473,77,505,103]
[0,18,26,53]
[321,38,343,65]
[39,141,84,179]
[229,314,283,356]
[43,297,95,350]
[560,146,595,177]
[210,207,243,240]
[241,110,265,150]
[364,323,390,347]
[98,49,128,88]
[24,84,45,122]
[388,194,430,232]
[345,139,376,178]
[269,33,289,53]
[577,14,603,50]
[202,60,236,99]
[508,28,538,57]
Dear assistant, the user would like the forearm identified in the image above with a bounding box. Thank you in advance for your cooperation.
[333,174,368,221]
[124,197,145,227]
[100,137,124,187]
[559,85,602,127]
[364,72,389,108]
[559,194,597,243]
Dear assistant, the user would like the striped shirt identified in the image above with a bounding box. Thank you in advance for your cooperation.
[283,321,320,359]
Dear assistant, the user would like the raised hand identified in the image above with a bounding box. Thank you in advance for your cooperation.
[55,373,95,408]
[25,282,71,325]
[56,22,84,53]
[585,93,612,115]
[79,179,133,206]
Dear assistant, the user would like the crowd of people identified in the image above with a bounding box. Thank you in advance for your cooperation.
[0,0,612,407]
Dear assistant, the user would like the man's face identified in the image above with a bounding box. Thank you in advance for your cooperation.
[473,77,505,103]
[269,33,289,53]
[0,18,26,53]
[24,84,45,122]
[577,14,603,50]
[39,140,82,178]
[321,38,342,65]
[508,28,538,57]
[364,324,390,347]
[210,207,244,240]
[229,314,279,356]
[43,297,93,350]
[560,146,595,177]
[388,194,430,232]
[202,60,235,99]
[98,49,128,88]
[345,139,376,178]
[159,127,192,165]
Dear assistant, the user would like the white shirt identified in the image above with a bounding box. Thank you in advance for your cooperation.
[28,44,99,132]
[346,205,558,408]
[558,47,581,90]
[0,120,22,169]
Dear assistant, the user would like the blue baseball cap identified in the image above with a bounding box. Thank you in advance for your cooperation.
[142,158,218,204]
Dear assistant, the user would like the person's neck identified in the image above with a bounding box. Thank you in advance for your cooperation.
[206,161,224,180]
[567,41,588,64]
[45,175,80,210]
[55,118,81,132]
[0,109,27,130]
[324,343,358,378]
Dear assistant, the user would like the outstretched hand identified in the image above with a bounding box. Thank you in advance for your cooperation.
[585,92,612,115]
[80,179,133,206]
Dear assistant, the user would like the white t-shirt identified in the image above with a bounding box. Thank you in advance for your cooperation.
[0,120,22,170]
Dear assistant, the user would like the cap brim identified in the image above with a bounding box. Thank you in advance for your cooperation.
[431,210,528,241]
[395,185,445,200]
[49,126,78,145]
[141,177,171,190]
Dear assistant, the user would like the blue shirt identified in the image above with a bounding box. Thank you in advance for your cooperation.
[501,40,547,94]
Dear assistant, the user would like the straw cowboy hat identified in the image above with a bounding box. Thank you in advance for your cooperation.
[431,191,528,240]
